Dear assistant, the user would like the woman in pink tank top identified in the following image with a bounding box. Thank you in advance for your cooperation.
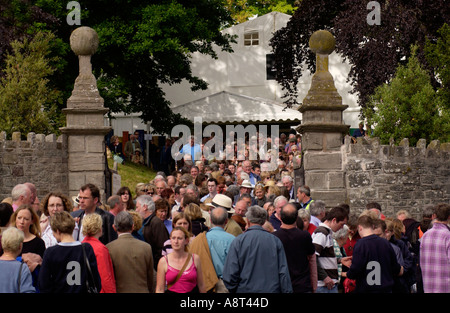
[155,227,206,293]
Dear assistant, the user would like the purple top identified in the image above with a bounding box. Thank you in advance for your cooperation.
[420,222,450,293]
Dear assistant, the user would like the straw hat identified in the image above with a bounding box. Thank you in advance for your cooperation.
[207,194,235,213]
[240,180,254,189]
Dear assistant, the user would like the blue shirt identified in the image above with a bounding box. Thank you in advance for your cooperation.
[164,219,173,235]
[0,260,35,293]
[180,143,202,162]
[206,227,235,279]
[249,172,260,186]
[200,193,215,203]
[222,225,293,293]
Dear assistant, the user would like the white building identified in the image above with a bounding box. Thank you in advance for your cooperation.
[107,11,360,136]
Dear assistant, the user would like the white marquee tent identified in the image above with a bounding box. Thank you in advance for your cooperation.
[170,91,302,126]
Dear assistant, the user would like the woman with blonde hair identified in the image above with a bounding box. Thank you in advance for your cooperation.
[10,205,46,264]
[128,210,144,241]
[266,184,281,202]
[82,213,116,293]
[156,226,205,293]
[254,182,267,207]
[10,205,46,291]
[184,203,208,236]
[162,212,194,256]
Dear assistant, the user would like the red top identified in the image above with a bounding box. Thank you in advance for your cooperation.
[343,233,361,257]
[82,236,116,293]
[306,223,317,235]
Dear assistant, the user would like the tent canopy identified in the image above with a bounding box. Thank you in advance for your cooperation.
[171,91,302,125]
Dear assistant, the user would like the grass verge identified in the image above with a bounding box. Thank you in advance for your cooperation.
[107,158,157,197]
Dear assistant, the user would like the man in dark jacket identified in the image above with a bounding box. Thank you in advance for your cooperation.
[274,203,316,293]
[136,195,169,270]
[71,183,117,245]
[347,215,403,293]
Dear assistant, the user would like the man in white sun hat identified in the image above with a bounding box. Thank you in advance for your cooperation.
[233,179,254,205]
[208,194,242,237]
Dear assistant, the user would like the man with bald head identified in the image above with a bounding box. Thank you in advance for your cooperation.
[274,203,316,293]
[234,200,248,217]
[206,207,235,292]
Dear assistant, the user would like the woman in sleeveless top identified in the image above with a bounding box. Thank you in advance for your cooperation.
[155,226,206,293]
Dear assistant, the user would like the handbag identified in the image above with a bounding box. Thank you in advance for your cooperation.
[81,243,99,293]
[167,253,192,290]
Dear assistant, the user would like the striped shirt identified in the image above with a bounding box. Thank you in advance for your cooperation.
[312,223,338,286]
[420,222,450,293]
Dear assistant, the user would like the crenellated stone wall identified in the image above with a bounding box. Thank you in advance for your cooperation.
[343,136,450,220]
[296,30,449,221]
[0,131,69,200]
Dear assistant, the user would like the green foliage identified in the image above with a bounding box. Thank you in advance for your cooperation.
[270,0,449,111]
[26,0,236,134]
[224,0,298,25]
[0,31,64,138]
[425,23,450,110]
[364,45,449,146]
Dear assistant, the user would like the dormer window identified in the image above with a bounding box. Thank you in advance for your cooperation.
[244,31,259,46]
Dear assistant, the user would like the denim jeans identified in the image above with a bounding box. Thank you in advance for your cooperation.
[316,285,338,293]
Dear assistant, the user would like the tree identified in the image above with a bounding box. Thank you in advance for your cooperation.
[269,0,346,107]
[363,45,449,146]
[224,0,299,25]
[0,31,64,137]
[425,23,450,110]
[0,0,59,71]
[270,0,450,114]
[20,0,237,134]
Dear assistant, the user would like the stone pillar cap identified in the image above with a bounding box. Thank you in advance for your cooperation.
[309,30,335,55]
[70,26,99,56]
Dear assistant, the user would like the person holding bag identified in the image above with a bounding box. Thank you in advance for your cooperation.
[38,211,101,293]
[155,226,206,293]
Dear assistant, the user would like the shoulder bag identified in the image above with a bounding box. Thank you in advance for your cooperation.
[17,261,24,293]
[81,243,99,293]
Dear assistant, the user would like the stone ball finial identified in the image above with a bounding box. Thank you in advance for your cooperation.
[70,26,99,56]
[309,30,335,55]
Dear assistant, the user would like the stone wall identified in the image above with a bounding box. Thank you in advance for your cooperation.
[343,136,450,220]
[0,131,69,201]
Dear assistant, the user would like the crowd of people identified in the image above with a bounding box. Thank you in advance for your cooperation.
[0,130,448,294]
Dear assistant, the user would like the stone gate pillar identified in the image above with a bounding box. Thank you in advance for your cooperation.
[297,30,349,207]
[60,26,111,202]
